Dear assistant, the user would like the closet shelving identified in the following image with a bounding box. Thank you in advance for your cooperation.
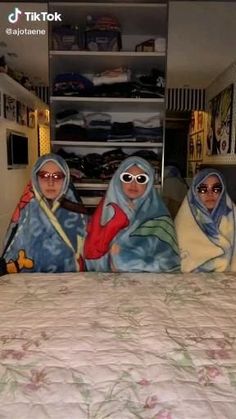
[49,1,167,206]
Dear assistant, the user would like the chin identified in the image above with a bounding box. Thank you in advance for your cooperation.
[127,193,140,199]
[206,203,216,210]
[45,193,57,200]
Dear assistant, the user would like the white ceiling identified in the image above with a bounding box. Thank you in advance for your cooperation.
[0,1,236,88]
[167,1,236,88]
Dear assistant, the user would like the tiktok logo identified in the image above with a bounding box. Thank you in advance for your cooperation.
[7,8,62,23]
[8,7,22,23]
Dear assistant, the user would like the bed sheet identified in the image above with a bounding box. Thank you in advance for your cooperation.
[0,272,236,418]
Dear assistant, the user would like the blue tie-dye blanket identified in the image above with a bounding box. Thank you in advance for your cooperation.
[84,156,180,272]
[2,154,88,273]
[175,168,236,272]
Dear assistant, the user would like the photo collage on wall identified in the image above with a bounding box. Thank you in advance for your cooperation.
[206,84,234,156]
[187,111,205,178]
[1,93,35,128]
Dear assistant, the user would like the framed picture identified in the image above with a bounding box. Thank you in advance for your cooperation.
[195,132,203,161]
[188,134,196,161]
[206,84,234,155]
[38,108,49,125]
[188,132,203,162]
[196,111,204,131]
[4,94,16,121]
[189,111,196,134]
[17,101,28,126]
[28,108,36,128]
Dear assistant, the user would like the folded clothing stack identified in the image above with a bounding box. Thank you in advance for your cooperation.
[56,148,161,181]
[93,67,131,86]
[135,68,165,98]
[133,116,163,142]
[109,121,134,142]
[85,112,112,141]
[55,109,87,141]
[100,148,128,179]
[53,73,94,96]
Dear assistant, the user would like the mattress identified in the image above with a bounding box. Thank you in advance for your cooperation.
[0,272,236,419]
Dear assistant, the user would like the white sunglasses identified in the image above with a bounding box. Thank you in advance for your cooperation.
[119,172,150,184]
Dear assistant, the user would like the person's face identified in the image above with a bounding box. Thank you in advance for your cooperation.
[120,165,149,200]
[37,161,65,200]
[197,175,223,211]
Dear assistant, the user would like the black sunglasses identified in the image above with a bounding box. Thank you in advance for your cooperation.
[197,183,223,195]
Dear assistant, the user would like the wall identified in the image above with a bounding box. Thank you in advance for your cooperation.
[0,111,38,253]
[204,60,236,165]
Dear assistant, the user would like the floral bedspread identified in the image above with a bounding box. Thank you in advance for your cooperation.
[0,272,236,419]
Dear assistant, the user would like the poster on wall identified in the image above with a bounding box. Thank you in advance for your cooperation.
[189,111,204,135]
[188,132,204,161]
[4,94,16,121]
[17,102,28,126]
[28,108,36,128]
[206,84,234,155]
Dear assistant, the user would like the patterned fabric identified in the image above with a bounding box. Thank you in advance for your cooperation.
[2,153,88,273]
[1,271,236,419]
[85,156,180,272]
[175,168,236,272]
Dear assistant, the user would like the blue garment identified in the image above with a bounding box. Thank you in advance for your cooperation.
[175,168,236,272]
[85,156,180,272]
[3,153,88,273]
[162,165,188,218]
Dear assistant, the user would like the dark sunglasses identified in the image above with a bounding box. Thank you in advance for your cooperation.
[37,171,65,181]
[197,183,223,195]
[120,172,149,184]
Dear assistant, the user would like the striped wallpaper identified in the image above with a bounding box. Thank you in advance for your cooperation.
[34,86,206,112]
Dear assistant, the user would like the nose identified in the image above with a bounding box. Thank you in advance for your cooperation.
[207,189,214,195]
[130,179,138,187]
[47,176,55,185]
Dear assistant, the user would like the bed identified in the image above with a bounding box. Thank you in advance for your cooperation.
[1,272,236,419]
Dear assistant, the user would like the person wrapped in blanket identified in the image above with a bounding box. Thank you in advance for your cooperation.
[84,156,180,272]
[162,163,188,218]
[175,168,236,272]
[0,153,88,275]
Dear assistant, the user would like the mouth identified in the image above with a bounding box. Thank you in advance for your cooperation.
[127,190,139,194]
[205,200,216,204]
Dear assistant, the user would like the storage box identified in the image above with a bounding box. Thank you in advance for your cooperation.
[154,37,166,53]
[85,30,122,51]
[135,39,155,52]
[135,37,166,53]
[52,26,84,50]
